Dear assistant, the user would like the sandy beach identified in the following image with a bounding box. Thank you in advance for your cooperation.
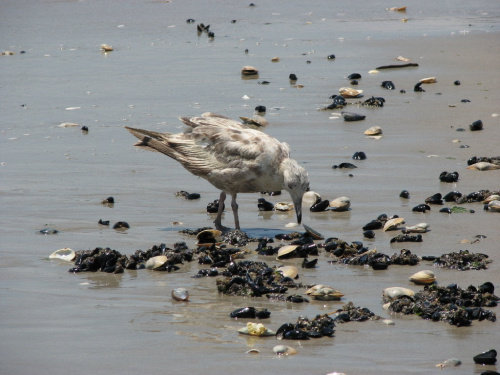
[1,1,499,374]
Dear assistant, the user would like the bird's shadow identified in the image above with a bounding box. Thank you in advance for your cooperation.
[159,227,295,238]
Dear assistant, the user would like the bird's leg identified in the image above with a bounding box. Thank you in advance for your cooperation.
[214,191,226,231]
[231,193,240,231]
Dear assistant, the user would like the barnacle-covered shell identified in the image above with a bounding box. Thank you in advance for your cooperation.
[404,223,429,233]
[409,270,436,285]
[305,284,344,300]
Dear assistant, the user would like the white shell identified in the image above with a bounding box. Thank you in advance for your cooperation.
[277,265,299,279]
[145,255,168,270]
[466,162,500,171]
[488,200,500,212]
[49,248,76,261]
[409,270,436,285]
[274,202,293,211]
[302,191,321,204]
[241,66,258,75]
[277,245,300,259]
[364,126,382,135]
[404,223,429,233]
[100,44,113,52]
[273,345,297,355]
[329,196,350,211]
[171,288,189,301]
[383,287,415,300]
[419,77,437,83]
[306,285,344,300]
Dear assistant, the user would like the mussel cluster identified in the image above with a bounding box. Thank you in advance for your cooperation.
[215,260,302,297]
[386,283,498,326]
[433,250,491,271]
[68,243,193,273]
[330,301,381,323]
[276,314,336,340]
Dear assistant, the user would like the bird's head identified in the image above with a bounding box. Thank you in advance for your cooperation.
[283,159,310,225]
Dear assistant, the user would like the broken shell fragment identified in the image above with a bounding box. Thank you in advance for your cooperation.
[383,217,405,231]
[49,248,76,261]
[467,162,500,171]
[409,270,436,285]
[403,223,429,233]
[271,57,280,62]
[273,345,297,355]
[329,196,351,212]
[238,322,275,336]
[419,77,437,83]
[274,202,294,211]
[241,66,259,76]
[338,87,363,98]
[364,126,382,136]
[395,56,410,62]
[100,44,113,52]
[171,288,189,301]
[145,255,168,270]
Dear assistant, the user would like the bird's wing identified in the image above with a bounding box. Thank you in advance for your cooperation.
[179,115,248,131]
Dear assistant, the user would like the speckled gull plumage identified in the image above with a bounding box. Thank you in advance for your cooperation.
[125,113,309,230]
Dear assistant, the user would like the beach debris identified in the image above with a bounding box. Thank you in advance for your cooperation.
[402,223,429,233]
[238,322,275,336]
[409,270,436,285]
[100,44,113,52]
[196,229,222,246]
[432,250,491,270]
[101,196,114,205]
[339,87,363,98]
[49,248,76,261]
[329,196,351,212]
[420,77,437,83]
[241,66,258,76]
[473,349,497,365]
[386,6,407,11]
[467,162,500,171]
[487,200,500,212]
[368,69,379,74]
[273,345,297,355]
[207,199,224,213]
[414,82,425,92]
[342,111,366,121]
[39,228,59,235]
[276,314,336,340]
[171,287,189,301]
[230,307,270,319]
[386,283,498,326]
[436,358,462,368]
[58,122,79,128]
[394,56,410,61]
[364,126,382,135]
[328,301,381,323]
[376,63,418,69]
[332,162,357,169]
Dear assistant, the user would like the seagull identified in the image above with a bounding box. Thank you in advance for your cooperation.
[125,113,309,231]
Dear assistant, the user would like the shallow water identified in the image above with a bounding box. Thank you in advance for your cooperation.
[1,1,500,374]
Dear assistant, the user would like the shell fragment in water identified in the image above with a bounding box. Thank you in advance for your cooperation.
[100,44,113,52]
[171,287,189,301]
[383,287,415,301]
[383,217,405,231]
[49,248,76,261]
[303,223,324,240]
[273,345,297,355]
[467,162,500,171]
[305,284,344,300]
[145,255,168,270]
[394,56,411,61]
[241,66,259,76]
[329,196,350,212]
[364,126,382,136]
[409,270,436,285]
[419,77,437,83]
[338,87,363,98]
[238,322,275,336]
[274,202,294,211]
[403,223,429,233]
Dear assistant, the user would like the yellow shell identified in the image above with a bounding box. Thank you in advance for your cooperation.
[145,255,168,270]
[238,322,275,336]
[339,87,363,98]
[419,77,437,84]
[383,217,405,231]
[409,270,436,285]
[271,57,280,62]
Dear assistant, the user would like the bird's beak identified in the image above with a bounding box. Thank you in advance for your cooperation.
[294,197,303,225]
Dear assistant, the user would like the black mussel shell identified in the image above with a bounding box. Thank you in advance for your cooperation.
[255,105,266,113]
[421,255,437,261]
[255,309,271,319]
[208,31,214,38]
[98,219,110,226]
[473,349,497,365]
[440,207,452,214]
[399,190,410,199]
[363,230,375,239]
[454,80,461,85]
[479,282,494,294]
[470,119,483,131]
[412,204,431,213]
[425,193,443,205]
[414,82,425,92]
[479,371,500,375]
[257,198,274,211]
[377,213,388,221]
[332,162,357,169]
[326,95,347,109]
[363,96,385,107]
[352,151,367,160]
[370,260,389,270]
[230,307,257,319]
[81,126,88,133]
[443,191,462,201]
[310,199,329,212]
[113,221,130,229]
[327,54,336,60]
[381,81,395,90]
[467,156,478,165]
[400,89,406,93]
[350,79,358,85]
[461,99,471,103]
[284,329,310,340]
[342,111,366,122]
[185,193,201,199]
[362,220,383,230]
[439,171,459,183]
[302,258,318,268]
[289,73,297,81]
[186,18,195,23]
[348,73,361,80]
[207,199,224,213]
[102,196,114,204]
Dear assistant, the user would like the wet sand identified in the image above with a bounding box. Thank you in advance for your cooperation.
[1,1,500,374]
